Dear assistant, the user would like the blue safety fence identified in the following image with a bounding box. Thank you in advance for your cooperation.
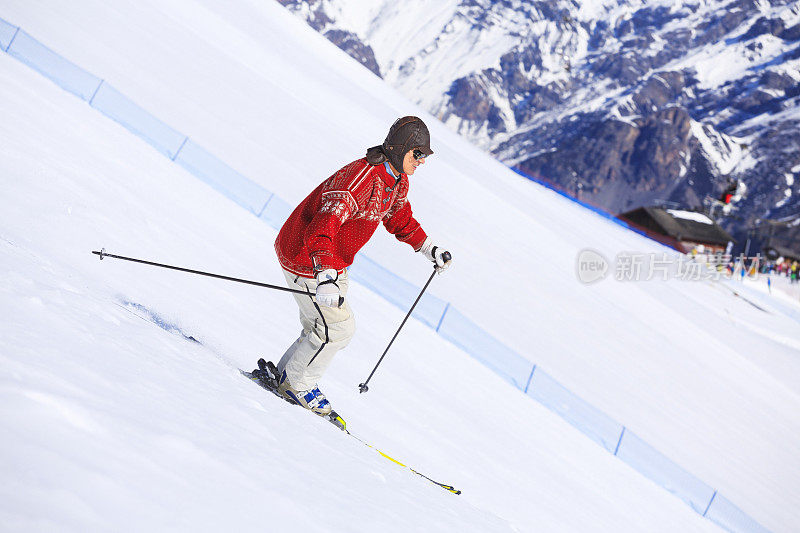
[526,367,625,454]
[0,17,17,51]
[349,254,449,331]
[615,429,717,514]
[0,17,770,532]
[175,140,272,215]
[90,82,187,160]
[259,193,294,230]
[7,28,102,102]
[437,306,534,390]
[706,494,772,533]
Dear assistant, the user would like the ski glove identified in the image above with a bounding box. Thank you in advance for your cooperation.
[315,268,342,308]
[417,237,452,273]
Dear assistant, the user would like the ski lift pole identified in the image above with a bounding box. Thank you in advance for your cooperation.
[359,252,451,394]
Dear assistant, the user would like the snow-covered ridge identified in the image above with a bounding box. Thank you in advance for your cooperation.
[1,2,800,528]
[689,120,746,176]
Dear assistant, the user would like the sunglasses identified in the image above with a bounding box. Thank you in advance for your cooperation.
[412,149,429,161]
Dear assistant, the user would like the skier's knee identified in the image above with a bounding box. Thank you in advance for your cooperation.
[328,314,355,346]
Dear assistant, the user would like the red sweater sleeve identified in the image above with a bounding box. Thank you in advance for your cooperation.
[383,198,427,251]
[304,189,357,271]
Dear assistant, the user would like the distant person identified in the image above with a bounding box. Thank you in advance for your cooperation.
[257,117,451,417]
[720,179,738,204]
[792,261,799,284]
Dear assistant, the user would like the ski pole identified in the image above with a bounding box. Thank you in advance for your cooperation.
[91,248,310,297]
[359,252,451,393]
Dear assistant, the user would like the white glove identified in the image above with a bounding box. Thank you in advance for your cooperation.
[314,269,342,307]
[418,237,452,273]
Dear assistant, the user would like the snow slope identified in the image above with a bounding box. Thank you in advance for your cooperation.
[1,1,799,531]
[0,44,715,533]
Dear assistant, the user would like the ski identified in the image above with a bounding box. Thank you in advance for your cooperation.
[344,430,462,495]
[241,360,347,431]
[244,359,460,495]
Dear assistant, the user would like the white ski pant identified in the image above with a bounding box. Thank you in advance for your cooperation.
[277,268,355,391]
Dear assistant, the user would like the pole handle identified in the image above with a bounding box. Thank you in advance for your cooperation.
[434,251,452,274]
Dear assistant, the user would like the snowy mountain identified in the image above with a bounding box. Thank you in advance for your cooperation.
[2,1,800,531]
[278,0,800,251]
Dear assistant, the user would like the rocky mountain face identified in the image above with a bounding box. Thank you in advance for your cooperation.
[277,0,800,254]
[275,0,381,77]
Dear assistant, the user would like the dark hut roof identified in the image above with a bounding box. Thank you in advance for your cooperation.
[618,207,734,246]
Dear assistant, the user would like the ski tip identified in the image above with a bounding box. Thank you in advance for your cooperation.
[241,369,263,383]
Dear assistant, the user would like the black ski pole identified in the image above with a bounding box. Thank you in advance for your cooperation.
[91,248,310,296]
[359,252,451,393]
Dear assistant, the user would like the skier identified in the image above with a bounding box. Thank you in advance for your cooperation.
[261,116,452,416]
[720,179,738,205]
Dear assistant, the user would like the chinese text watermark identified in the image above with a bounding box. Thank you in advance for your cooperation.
[576,250,764,284]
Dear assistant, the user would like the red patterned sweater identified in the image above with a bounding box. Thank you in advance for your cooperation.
[275,158,428,278]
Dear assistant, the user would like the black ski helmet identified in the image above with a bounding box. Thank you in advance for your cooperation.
[366,116,433,173]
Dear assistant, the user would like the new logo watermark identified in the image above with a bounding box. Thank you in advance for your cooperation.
[576,249,609,284]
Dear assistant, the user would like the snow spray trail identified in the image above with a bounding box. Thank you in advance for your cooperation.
[116,300,202,344]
